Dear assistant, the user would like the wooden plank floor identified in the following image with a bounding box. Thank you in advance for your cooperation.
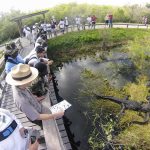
[1,81,72,150]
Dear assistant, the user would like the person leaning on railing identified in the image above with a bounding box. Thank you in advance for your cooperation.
[5,64,64,126]
[24,45,53,69]
[30,62,50,97]
[4,42,24,74]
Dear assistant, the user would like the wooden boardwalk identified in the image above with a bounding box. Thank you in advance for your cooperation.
[0,37,72,150]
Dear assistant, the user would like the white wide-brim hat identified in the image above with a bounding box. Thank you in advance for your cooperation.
[6,63,38,86]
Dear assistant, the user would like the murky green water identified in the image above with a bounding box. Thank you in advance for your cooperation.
[54,50,137,149]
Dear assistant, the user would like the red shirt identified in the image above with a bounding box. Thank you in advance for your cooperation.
[91,16,97,22]
[109,15,113,20]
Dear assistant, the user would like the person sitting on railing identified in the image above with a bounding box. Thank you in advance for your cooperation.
[5,64,64,126]
[0,108,39,150]
[4,42,24,74]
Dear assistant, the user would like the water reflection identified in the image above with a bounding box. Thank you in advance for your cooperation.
[54,52,136,149]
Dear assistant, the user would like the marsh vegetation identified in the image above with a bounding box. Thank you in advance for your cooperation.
[48,28,150,149]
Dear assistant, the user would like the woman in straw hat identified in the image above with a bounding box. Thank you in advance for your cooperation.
[6,64,64,125]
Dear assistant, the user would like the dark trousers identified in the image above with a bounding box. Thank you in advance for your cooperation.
[28,118,43,129]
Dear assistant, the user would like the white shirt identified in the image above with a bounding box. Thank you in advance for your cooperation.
[87,17,91,23]
[0,108,29,150]
[24,48,49,66]
[23,27,31,36]
[46,23,51,31]
[59,20,65,29]
[65,19,69,26]
[41,23,47,31]
[75,17,81,25]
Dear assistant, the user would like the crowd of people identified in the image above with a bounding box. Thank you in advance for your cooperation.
[2,28,64,149]
[22,14,114,44]
[2,12,148,149]
[1,12,114,149]
[15,13,150,47]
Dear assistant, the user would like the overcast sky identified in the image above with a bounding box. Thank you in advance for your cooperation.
[0,0,149,13]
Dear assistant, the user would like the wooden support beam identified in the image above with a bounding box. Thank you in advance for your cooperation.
[11,10,49,22]
[11,10,49,37]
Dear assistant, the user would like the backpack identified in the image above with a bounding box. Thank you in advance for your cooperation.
[30,78,48,97]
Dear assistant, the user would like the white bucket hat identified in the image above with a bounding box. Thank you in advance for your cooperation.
[6,64,38,86]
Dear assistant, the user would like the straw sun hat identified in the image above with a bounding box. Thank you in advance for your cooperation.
[6,64,38,86]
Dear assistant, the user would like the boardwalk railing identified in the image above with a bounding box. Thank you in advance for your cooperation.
[92,23,148,28]
[0,40,72,150]
[46,22,149,38]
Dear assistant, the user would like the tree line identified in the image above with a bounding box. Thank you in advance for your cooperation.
[0,2,150,44]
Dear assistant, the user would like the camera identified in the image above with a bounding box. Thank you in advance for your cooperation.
[23,128,44,144]
[29,129,40,144]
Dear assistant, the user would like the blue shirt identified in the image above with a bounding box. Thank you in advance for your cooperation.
[5,55,24,74]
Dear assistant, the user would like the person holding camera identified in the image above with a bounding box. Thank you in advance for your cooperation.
[0,108,39,150]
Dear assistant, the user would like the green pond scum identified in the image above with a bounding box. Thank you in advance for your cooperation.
[48,28,150,149]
